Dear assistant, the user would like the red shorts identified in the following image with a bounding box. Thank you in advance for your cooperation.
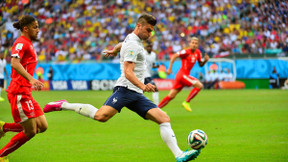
[172,73,198,90]
[7,93,44,123]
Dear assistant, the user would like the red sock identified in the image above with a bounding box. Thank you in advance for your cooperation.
[186,87,201,102]
[0,131,30,157]
[158,96,172,108]
[3,123,23,132]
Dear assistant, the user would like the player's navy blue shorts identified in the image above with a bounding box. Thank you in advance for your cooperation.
[144,77,156,85]
[103,86,157,119]
[0,79,4,87]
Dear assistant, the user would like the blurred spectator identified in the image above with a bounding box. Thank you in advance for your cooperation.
[48,66,53,81]
[55,46,68,62]
[0,52,8,101]
[204,71,212,89]
[0,0,287,63]
[158,63,167,79]
[210,70,219,89]
[205,70,219,89]
[224,69,234,82]
[281,79,288,90]
[209,62,218,71]
[269,66,280,89]
[218,70,225,81]
[198,72,204,83]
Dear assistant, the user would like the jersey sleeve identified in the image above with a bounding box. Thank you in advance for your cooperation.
[123,42,139,63]
[152,52,157,62]
[177,49,189,58]
[11,42,26,59]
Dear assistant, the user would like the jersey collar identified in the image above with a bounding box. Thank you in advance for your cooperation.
[20,35,32,44]
[131,32,142,43]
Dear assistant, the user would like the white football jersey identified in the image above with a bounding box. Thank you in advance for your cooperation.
[218,72,226,81]
[211,72,219,81]
[0,59,7,79]
[114,33,145,93]
[144,50,157,78]
[205,73,212,82]
[224,72,234,81]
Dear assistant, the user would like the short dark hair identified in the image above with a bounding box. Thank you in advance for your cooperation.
[137,13,157,26]
[13,15,36,31]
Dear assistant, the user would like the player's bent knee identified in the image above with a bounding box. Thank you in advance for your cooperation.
[159,116,170,124]
[196,82,203,89]
[38,126,48,133]
[24,129,37,138]
[94,115,110,122]
[163,115,171,123]
[96,118,108,122]
[37,122,48,133]
[96,117,109,122]
[199,83,203,89]
[160,112,170,123]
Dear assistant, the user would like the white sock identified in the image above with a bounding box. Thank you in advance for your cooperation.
[153,92,159,105]
[159,122,182,157]
[0,87,2,97]
[62,102,98,119]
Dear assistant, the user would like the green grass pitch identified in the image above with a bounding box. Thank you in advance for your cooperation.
[0,89,287,162]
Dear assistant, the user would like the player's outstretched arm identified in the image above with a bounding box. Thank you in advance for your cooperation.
[11,57,44,90]
[199,53,209,67]
[167,53,179,75]
[103,42,123,57]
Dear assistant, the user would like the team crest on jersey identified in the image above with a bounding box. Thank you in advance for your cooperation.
[15,43,23,50]
[130,50,133,56]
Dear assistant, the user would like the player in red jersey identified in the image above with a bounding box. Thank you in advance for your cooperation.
[0,16,47,161]
[158,37,209,112]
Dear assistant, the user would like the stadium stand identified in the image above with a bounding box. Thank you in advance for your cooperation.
[0,0,287,62]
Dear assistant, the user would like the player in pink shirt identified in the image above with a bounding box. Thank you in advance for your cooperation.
[158,37,209,111]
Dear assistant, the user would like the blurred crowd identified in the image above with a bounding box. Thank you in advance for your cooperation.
[203,69,234,89]
[1,0,288,63]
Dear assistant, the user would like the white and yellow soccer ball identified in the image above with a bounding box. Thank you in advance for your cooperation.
[187,129,208,150]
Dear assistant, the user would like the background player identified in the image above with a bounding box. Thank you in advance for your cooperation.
[144,43,159,105]
[44,14,200,162]
[0,16,47,161]
[158,37,209,112]
[0,52,8,102]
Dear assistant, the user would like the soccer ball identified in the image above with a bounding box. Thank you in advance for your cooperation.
[187,129,208,150]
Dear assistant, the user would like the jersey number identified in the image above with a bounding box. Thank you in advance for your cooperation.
[25,100,34,110]
[191,57,195,63]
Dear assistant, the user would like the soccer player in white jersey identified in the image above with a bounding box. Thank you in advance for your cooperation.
[144,43,159,105]
[44,14,200,161]
[0,52,8,101]
[224,69,234,82]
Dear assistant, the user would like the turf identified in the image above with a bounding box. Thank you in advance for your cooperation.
[0,89,287,162]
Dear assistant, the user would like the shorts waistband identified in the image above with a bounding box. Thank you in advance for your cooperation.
[114,86,139,93]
